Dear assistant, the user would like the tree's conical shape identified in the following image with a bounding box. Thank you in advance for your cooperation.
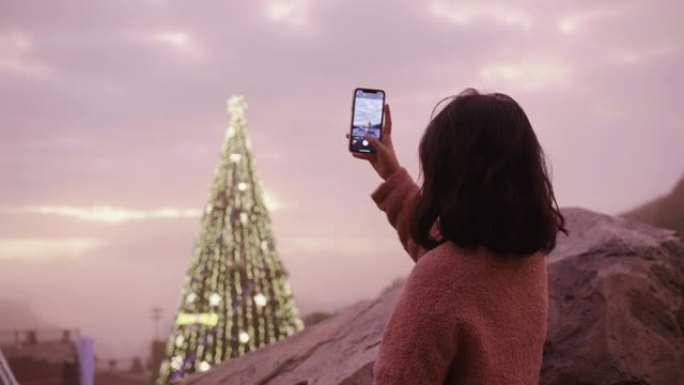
[157,95,304,384]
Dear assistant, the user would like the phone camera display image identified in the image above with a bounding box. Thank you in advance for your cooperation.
[349,88,385,153]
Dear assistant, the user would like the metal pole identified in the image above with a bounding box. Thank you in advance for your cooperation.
[150,308,163,341]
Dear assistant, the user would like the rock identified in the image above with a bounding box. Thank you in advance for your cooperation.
[178,208,684,385]
[542,208,684,385]
[301,312,335,328]
[623,173,684,235]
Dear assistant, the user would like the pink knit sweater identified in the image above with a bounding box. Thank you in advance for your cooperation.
[371,168,548,385]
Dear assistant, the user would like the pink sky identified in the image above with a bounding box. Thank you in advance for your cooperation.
[1,0,682,358]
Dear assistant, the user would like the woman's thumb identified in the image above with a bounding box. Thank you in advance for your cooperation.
[365,136,387,155]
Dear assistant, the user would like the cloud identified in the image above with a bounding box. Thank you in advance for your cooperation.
[3,192,284,224]
[0,31,51,75]
[262,190,288,211]
[150,31,203,60]
[266,0,310,26]
[604,43,681,65]
[430,0,531,29]
[480,60,571,90]
[0,237,103,260]
[556,7,626,35]
[9,205,202,224]
[153,31,189,48]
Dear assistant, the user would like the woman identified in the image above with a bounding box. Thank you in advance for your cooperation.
[349,89,566,385]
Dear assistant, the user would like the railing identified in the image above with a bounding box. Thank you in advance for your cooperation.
[94,356,148,373]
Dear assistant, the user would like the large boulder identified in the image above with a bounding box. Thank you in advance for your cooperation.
[179,208,684,385]
[543,208,683,385]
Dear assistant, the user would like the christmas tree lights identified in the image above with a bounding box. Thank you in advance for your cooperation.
[156,95,304,384]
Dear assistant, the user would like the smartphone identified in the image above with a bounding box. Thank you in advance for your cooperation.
[349,88,386,153]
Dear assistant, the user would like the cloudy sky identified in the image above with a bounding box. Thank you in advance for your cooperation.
[0,0,682,358]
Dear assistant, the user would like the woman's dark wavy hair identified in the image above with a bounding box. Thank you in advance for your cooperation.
[411,88,567,257]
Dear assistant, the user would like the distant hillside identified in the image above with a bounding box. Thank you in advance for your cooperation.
[0,300,58,331]
[623,173,684,234]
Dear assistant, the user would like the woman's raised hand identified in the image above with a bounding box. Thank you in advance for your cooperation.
[347,104,401,180]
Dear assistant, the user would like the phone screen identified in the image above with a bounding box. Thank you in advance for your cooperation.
[349,88,385,153]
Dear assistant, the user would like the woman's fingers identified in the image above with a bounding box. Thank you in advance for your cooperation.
[383,104,392,136]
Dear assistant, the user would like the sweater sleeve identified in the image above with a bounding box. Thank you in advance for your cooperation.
[372,253,460,385]
[371,167,427,262]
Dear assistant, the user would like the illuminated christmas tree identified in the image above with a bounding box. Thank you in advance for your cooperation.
[157,95,304,384]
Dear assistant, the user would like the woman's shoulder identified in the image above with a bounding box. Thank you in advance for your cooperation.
[409,242,545,292]
[406,242,470,291]
[413,241,474,273]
